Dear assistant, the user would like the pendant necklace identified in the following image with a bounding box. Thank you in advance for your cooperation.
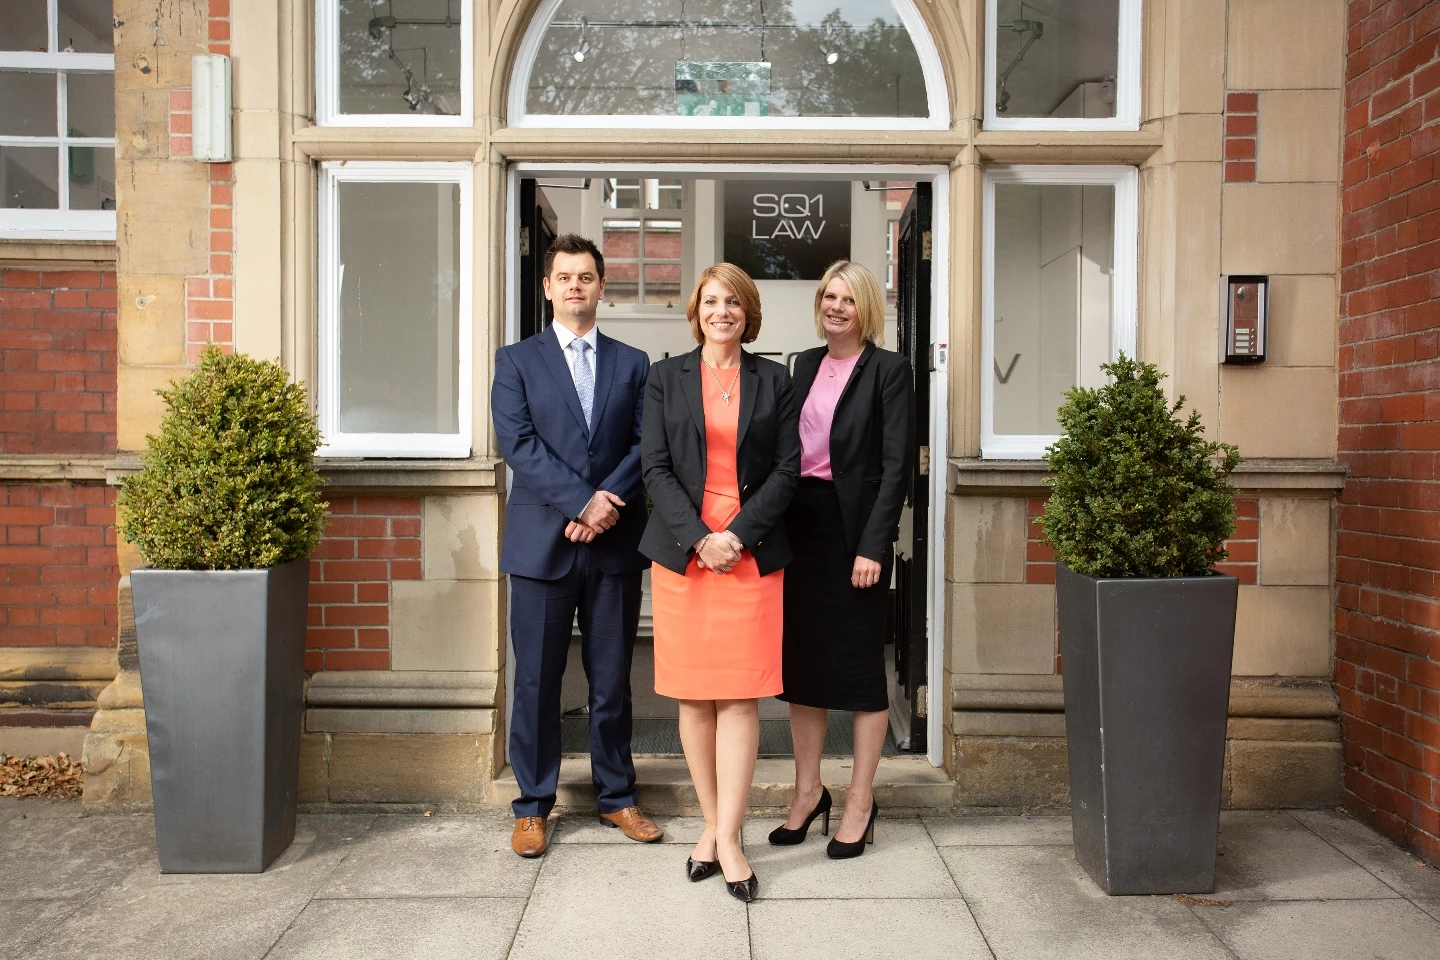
[701,355,740,405]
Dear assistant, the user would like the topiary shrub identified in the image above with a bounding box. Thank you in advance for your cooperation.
[1038,354,1240,579]
[117,347,327,570]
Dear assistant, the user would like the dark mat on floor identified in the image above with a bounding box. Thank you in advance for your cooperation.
[561,712,901,756]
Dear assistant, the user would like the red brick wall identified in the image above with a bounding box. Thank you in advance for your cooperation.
[0,484,118,647]
[1337,0,1440,865]
[0,269,118,455]
[305,497,422,671]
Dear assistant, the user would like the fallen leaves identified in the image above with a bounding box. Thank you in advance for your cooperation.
[1174,893,1234,907]
[0,753,84,800]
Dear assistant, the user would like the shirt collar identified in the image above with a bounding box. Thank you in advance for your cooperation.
[552,322,598,353]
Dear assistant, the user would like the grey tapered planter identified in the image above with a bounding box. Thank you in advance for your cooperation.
[1056,563,1238,895]
[132,557,309,873]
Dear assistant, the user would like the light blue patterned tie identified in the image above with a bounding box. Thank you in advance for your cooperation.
[570,339,594,430]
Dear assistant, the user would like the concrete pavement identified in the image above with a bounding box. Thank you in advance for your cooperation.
[2,799,1439,960]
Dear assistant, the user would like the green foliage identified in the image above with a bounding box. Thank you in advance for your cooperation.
[1038,355,1240,579]
[117,347,327,570]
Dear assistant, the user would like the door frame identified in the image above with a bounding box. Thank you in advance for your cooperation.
[503,162,950,767]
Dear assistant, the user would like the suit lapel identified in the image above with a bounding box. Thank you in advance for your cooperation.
[736,350,759,452]
[834,341,875,413]
[537,325,590,436]
[679,348,707,446]
[588,332,618,433]
[791,348,823,411]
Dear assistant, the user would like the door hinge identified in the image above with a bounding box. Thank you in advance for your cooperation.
[918,445,930,476]
[921,230,932,260]
[519,226,530,256]
[916,684,928,718]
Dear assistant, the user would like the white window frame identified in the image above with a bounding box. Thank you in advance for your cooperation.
[593,178,692,317]
[981,164,1138,459]
[983,0,1142,132]
[315,0,473,127]
[0,0,116,240]
[317,161,474,458]
[508,0,950,130]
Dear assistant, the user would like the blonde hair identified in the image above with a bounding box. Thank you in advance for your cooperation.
[813,260,885,346]
[687,263,762,345]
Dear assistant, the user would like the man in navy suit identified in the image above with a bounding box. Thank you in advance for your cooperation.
[492,234,660,857]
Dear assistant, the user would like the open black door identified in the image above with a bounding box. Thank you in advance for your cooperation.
[518,179,558,341]
[890,182,932,752]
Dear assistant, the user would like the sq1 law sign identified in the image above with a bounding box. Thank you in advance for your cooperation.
[723,181,852,280]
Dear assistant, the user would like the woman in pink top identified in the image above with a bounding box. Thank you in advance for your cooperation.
[768,261,913,859]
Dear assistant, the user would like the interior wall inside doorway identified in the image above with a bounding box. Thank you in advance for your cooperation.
[534,177,909,365]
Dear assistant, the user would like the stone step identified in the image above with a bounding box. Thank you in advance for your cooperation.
[490,755,956,815]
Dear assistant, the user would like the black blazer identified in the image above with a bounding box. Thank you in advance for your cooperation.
[640,348,801,576]
[792,342,913,563]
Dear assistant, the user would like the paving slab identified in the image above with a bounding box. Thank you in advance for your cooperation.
[924,815,1073,847]
[24,817,363,960]
[508,843,748,960]
[1289,809,1440,901]
[0,798,86,824]
[317,814,539,899]
[266,897,527,960]
[744,818,960,900]
[0,899,85,960]
[749,898,993,960]
[0,815,154,901]
[1195,898,1440,960]
[1212,811,1397,901]
[1417,899,1440,923]
[550,814,705,844]
[942,845,1232,960]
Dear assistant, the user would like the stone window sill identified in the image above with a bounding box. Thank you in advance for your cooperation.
[948,457,1347,496]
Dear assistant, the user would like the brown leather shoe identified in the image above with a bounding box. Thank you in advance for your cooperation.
[598,805,664,842]
[512,816,549,857]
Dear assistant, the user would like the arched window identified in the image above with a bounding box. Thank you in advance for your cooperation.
[511,0,948,128]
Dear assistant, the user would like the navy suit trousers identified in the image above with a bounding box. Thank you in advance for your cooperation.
[508,550,642,818]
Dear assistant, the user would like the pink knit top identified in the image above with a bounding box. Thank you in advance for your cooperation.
[799,351,862,480]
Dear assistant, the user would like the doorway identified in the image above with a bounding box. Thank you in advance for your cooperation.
[506,165,948,765]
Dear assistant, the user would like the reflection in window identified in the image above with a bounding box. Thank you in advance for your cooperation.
[600,179,686,308]
[526,0,929,118]
[338,0,463,116]
[992,182,1114,435]
[992,0,1119,120]
[336,180,462,434]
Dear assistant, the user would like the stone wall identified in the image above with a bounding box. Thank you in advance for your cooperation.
[1336,0,1440,865]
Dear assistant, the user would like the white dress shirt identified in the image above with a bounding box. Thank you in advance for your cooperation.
[551,322,598,386]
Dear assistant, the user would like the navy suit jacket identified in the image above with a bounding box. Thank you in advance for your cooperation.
[492,325,650,580]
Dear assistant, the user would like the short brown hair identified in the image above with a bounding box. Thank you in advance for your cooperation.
[686,263,762,345]
[814,260,886,345]
[545,234,605,280]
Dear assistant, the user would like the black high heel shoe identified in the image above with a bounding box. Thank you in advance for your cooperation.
[768,786,832,845]
[726,872,759,902]
[826,801,878,859]
[686,856,720,882]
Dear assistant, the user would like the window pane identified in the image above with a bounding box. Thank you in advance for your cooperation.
[605,262,638,304]
[643,263,681,305]
[602,219,640,259]
[336,180,461,434]
[994,0,1118,120]
[0,1,49,52]
[68,146,114,210]
[0,72,58,136]
[604,179,641,209]
[0,146,60,208]
[650,179,683,210]
[337,0,463,116]
[67,72,114,138]
[58,0,114,53]
[992,182,1114,435]
[642,220,682,259]
[527,0,929,118]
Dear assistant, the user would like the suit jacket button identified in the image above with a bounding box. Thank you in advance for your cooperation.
[589,450,596,457]
[836,471,844,478]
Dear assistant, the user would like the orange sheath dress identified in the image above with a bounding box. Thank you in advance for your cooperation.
[651,371,784,700]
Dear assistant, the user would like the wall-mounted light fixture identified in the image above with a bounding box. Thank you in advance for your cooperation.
[1223,275,1268,363]
[191,54,233,163]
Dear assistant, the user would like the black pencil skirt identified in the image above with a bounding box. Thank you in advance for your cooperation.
[778,478,891,712]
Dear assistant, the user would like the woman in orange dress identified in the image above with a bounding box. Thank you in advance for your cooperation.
[640,263,800,902]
